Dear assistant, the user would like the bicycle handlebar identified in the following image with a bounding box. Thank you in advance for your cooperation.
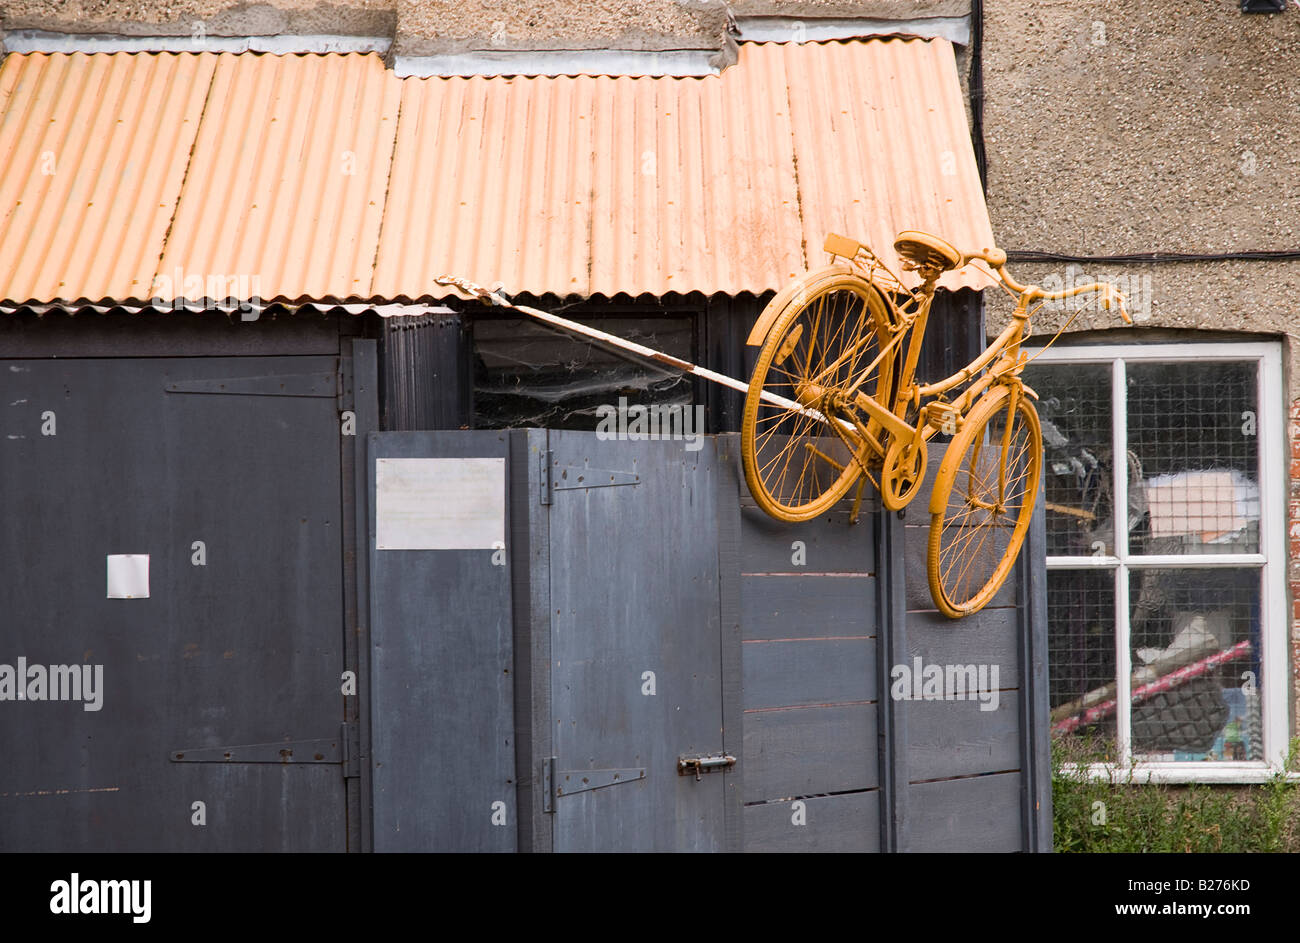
[960,247,1132,324]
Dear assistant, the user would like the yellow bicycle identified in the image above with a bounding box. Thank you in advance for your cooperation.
[740,230,1131,618]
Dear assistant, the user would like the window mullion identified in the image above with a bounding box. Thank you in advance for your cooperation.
[1113,356,1129,566]
[1114,566,1133,766]
[1112,357,1132,766]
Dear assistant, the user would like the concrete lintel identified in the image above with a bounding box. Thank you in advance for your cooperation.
[2,28,392,54]
[734,15,970,45]
[393,46,726,78]
[1,2,396,39]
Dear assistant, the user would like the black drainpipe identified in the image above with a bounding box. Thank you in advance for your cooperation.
[969,0,987,194]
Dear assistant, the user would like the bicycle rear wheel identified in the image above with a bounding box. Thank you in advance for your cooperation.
[927,384,1042,618]
[742,265,894,522]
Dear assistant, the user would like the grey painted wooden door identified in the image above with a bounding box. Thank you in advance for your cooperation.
[545,431,727,852]
[0,357,349,851]
[366,431,517,852]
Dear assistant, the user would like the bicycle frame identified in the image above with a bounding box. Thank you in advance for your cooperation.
[826,246,1126,467]
[813,270,1020,457]
[740,230,1130,615]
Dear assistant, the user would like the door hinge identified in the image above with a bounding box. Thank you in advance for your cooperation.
[539,452,640,505]
[539,449,554,505]
[169,722,360,780]
[543,756,646,813]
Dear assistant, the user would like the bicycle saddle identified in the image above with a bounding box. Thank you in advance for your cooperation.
[893,231,962,272]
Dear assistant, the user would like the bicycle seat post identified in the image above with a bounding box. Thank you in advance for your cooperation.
[899,258,944,297]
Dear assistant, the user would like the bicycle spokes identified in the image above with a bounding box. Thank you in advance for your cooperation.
[928,387,1042,617]
[742,267,894,521]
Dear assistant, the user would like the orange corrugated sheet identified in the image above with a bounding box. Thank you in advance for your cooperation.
[372,58,805,300]
[781,40,995,292]
[374,39,992,298]
[0,52,217,303]
[156,53,401,303]
[0,40,993,306]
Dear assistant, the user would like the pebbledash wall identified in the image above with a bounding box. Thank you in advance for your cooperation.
[981,0,1300,740]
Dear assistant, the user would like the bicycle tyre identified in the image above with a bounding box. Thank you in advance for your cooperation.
[742,265,894,522]
[927,384,1042,618]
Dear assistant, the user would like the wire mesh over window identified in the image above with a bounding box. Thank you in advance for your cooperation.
[1048,568,1117,758]
[1127,362,1259,556]
[1026,351,1269,772]
[1128,568,1262,762]
[1030,362,1115,557]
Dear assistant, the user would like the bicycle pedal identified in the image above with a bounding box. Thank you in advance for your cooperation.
[924,403,961,432]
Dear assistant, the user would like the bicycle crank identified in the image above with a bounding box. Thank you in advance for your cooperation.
[880,437,927,511]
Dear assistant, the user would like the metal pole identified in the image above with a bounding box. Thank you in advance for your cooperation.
[435,276,832,422]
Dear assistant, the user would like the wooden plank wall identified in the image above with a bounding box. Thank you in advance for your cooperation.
[727,438,1048,852]
[896,449,1050,852]
[733,450,883,853]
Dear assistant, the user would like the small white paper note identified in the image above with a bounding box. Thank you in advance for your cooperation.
[107,554,150,599]
[376,457,505,550]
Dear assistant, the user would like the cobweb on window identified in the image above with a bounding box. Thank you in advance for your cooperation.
[473,315,695,430]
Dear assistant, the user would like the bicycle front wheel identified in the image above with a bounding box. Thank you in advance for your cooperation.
[927,384,1042,618]
[741,265,894,522]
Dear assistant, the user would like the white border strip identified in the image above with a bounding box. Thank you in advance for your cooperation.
[1026,341,1279,362]
[1258,345,1289,770]
[2,29,392,55]
[393,48,719,78]
[1049,554,1268,567]
[1112,357,1132,766]
[1059,762,1300,785]
[734,15,970,46]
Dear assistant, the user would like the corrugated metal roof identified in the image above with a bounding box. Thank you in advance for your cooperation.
[781,40,994,292]
[0,52,216,303]
[155,52,401,303]
[371,55,805,300]
[0,40,993,306]
[374,39,992,297]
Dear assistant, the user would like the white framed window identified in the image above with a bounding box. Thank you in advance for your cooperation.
[1023,341,1288,783]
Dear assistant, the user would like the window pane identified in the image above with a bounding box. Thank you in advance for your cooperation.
[1128,568,1262,762]
[1126,361,1260,555]
[1024,362,1116,557]
[1048,568,1117,760]
[473,316,693,429]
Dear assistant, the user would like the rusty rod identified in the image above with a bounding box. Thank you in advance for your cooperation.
[434,275,847,428]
